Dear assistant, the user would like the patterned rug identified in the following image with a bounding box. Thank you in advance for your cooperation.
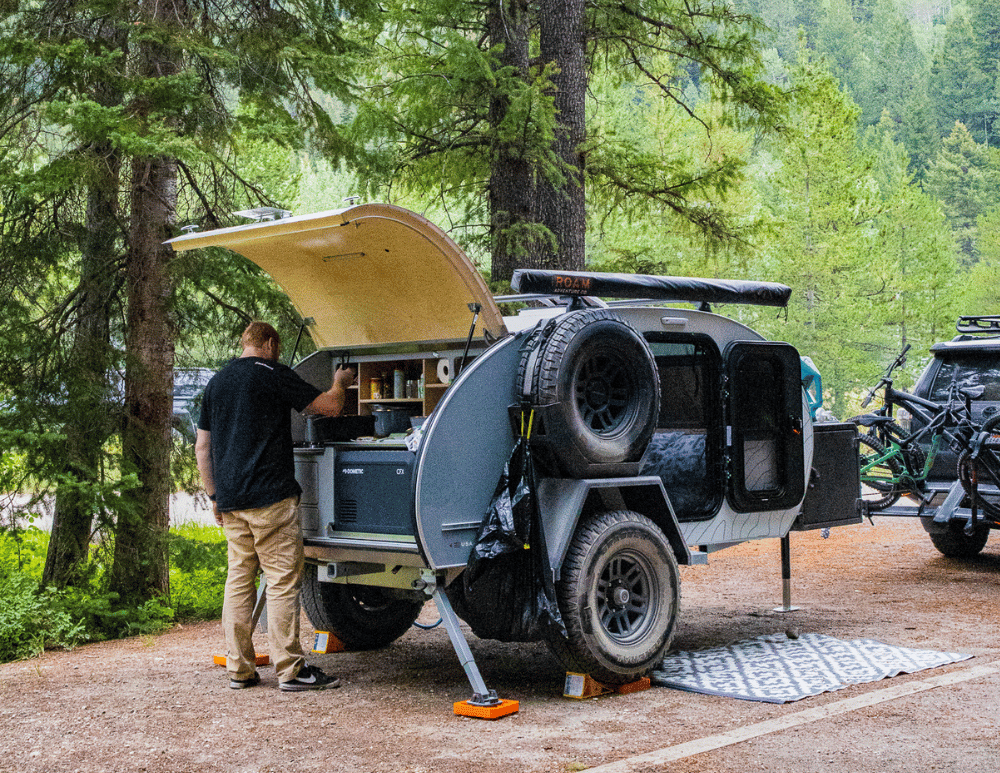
[650,633,973,703]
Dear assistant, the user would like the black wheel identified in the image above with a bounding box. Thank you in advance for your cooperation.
[920,517,990,558]
[857,433,904,510]
[518,310,659,475]
[301,563,424,650]
[848,416,926,481]
[957,414,1000,521]
[546,510,679,685]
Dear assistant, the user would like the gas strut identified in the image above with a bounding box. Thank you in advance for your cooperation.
[287,316,315,366]
[458,302,482,376]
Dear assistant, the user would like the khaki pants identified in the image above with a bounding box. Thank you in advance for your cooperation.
[221,497,305,683]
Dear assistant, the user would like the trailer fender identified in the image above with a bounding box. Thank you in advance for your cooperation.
[536,476,695,579]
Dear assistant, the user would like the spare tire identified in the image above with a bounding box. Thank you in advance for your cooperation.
[518,309,659,476]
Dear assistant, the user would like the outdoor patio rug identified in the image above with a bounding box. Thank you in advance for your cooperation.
[650,633,973,703]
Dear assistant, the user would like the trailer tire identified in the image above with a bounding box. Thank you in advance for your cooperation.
[547,510,679,685]
[921,517,990,558]
[301,564,424,650]
[518,310,659,476]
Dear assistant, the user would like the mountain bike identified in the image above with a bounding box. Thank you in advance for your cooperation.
[851,345,1000,525]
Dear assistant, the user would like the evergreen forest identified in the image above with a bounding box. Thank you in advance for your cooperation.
[1,0,999,641]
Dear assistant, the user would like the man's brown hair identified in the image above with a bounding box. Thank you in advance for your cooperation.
[240,321,280,350]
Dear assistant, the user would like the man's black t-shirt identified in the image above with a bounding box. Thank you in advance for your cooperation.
[198,357,321,511]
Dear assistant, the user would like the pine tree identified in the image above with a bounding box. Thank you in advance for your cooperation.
[753,53,886,412]
[346,0,785,283]
[922,121,1000,264]
[0,0,366,600]
[929,9,993,144]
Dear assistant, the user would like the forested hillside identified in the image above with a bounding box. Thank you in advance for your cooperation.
[575,0,1000,413]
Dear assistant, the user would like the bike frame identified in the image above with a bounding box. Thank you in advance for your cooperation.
[860,384,974,491]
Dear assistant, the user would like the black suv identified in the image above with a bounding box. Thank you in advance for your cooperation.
[905,316,1000,484]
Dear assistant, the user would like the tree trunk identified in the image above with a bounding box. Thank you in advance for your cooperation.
[109,0,185,604]
[488,0,550,284]
[44,149,121,589]
[538,0,587,271]
[111,153,177,604]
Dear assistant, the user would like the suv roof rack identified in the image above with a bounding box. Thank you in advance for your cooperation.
[956,316,1000,335]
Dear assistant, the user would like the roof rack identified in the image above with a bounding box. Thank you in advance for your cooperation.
[956,316,1000,335]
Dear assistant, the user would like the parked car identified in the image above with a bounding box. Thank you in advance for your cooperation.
[167,203,860,698]
[172,367,214,442]
[903,316,1000,484]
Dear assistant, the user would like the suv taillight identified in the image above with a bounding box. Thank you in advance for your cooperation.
[897,408,911,432]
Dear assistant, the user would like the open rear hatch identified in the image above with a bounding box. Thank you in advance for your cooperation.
[166,203,506,348]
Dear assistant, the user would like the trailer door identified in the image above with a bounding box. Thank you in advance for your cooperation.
[725,341,805,512]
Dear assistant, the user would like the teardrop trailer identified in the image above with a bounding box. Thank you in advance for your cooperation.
[168,203,861,712]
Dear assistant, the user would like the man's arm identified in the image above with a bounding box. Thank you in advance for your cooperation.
[195,429,223,526]
[305,365,356,417]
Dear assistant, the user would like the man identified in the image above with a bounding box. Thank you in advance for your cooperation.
[195,321,356,691]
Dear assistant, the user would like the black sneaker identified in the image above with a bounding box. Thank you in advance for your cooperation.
[229,672,261,689]
[279,664,341,692]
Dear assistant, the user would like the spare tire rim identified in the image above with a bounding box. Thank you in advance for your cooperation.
[575,352,634,435]
[596,549,657,643]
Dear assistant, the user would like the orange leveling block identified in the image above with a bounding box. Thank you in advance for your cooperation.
[213,653,271,668]
[432,584,519,719]
[311,631,348,654]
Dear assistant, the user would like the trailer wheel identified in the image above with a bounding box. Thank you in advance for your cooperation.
[519,310,659,476]
[301,564,424,650]
[920,517,990,558]
[547,510,679,685]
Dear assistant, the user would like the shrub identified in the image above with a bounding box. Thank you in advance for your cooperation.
[0,520,228,662]
[0,573,87,661]
[59,587,175,641]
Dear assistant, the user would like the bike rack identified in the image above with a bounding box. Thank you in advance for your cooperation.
[868,478,999,524]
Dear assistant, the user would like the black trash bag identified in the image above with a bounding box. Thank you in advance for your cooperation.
[447,436,566,642]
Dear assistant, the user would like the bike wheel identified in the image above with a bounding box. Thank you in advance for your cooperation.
[849,416,926,481]
[858,433,904,510]
[957,414,1000,521]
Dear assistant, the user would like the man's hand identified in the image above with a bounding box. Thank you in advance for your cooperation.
[213,503,223,527]
[333,364,357,389]
[307,365,357,417]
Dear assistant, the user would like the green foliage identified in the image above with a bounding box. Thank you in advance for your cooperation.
[58,588,175,641]
[0,525,49,579]
[0,520,227,662]
[168,522,228,621]
[929,7,994,145]
[922,121,1000,264]
[747,54,893,412]
[0,572,88,662]
[345,0,786,271]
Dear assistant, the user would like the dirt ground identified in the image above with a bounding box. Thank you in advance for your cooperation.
[2,514,999,773]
